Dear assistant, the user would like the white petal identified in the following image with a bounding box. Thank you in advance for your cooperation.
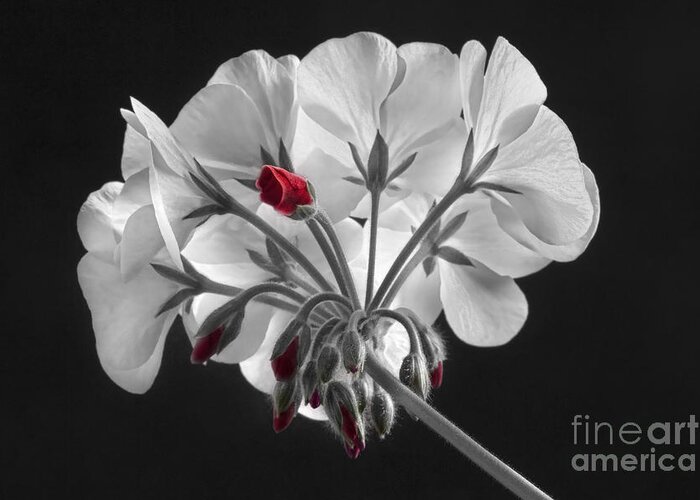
[445,194,550,278]
[207,51,299,150]
[376,192,433,232]
[130,98,192,176]
[295,148,365,222]
[77,182,122,255]
[490,163,600,261]
[299,32,397,157]
[97,319,170,394]
[459,40,487,132]
[77,254,178,371]
[149,146,205,268]
[393,118,466,197]
[383,43,461,164]
[376,322,410,378]
[111,168,151,235]
[474,37,546,155]
[120,123,151,180]
[482,106,593,244]
[171,84,270,172]
[182,214,272,288]
[119,204,164,281]
[439,259,527,346]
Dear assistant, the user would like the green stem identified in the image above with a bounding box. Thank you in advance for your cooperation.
[368,185,463,311]
[365,352,553,500]
[315,212,361,310]
[365,189,380,308]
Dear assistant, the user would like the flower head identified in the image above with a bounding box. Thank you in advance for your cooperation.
[78,32,599,470]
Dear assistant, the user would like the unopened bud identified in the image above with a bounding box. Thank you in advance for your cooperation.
[430,360,444,389]
[270,319,305,381]
[270,335,299,381]
[272,379,300,433]
[317,345,340,383]
[352,377,372,414]
[301,362,319,404]
[324,381,365,457]
[399,353,430,400]
[190,326,224,364]
[341,329,366,373]
[309,388,322,409]
[370,388,395,439]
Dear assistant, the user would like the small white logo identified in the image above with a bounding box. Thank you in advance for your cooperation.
[571,414,697,472]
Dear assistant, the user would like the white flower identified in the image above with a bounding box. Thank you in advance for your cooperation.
[297,32,466,214]
[459,37,596,246]
[77,34,600,468]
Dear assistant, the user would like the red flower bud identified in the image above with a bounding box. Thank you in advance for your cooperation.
[273,404,296,433]
[270,335,299,381]
[430,360,444,389]
[309,388,322,409]
[190,326,224,364]
[340,405,365,454]
[256,165,314,216]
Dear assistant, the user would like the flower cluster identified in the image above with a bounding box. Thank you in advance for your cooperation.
[77,33,599,458]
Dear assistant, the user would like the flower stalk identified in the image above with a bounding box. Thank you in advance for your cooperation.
[364,351,553,500]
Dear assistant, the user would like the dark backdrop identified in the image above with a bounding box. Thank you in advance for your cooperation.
[2,1,699,499]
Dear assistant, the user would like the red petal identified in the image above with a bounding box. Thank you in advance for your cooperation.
[256,165,313,216]
[270,336,299,381]
[309,388,322,409]
[190,326,224,364]
[430,361,444,389]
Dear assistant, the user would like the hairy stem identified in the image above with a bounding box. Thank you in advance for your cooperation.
[365,352,553,500]
[365,189,380,308]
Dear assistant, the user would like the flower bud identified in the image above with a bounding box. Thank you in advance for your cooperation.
[341,329,366,374]
[256,165,315,217]
[190,326,224,364]
[399,353,430,400]
[430,360,444,389]
[272,379,300,433]
[301,361,319,405]
[352,376,372,414]
[370,388,395,439]
[270,319,305,381]
[270,335,299,381]
[317,345,340,383]
[309,389,322,409]
[324,382,365,458]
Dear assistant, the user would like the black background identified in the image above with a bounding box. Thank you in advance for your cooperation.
[2,1,699,498]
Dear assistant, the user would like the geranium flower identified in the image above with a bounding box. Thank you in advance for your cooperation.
[77,33,598,498]
[297,32,466,212]
[458,37,595,246]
